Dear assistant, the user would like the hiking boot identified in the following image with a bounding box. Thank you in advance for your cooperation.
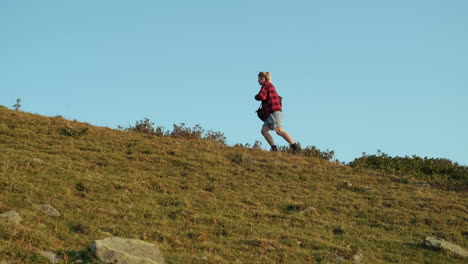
[290,143,301,155]
[270,145,278,152]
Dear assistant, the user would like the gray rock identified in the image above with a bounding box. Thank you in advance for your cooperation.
[0,210,22,224]
[415,182,431,188]
[39,250,60,263]
[91,237,166,264]
[334,256,345,263]
[200,256,208,261]
[299,206,319,215]
[352,252,364,263]
[266,245,276,251]
[32,158,44,164]
[36,204,60,217]
[424,236,468,258]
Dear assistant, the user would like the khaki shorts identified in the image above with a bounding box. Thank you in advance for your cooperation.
[263,111,283,129]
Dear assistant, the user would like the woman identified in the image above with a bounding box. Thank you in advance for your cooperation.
[255,72,300,153]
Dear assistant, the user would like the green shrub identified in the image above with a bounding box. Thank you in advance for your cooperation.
[124,119,226,145]
[349,151,467,191]
[171,123,203,139]
[302,145,335,161]
[279,142,335,161]
[252,140,262,149]
[204,130,227,145]
[125,118,167,136]
[122,118,168,136]
[61,126,89,138]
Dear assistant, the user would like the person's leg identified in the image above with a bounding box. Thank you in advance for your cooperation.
[275,127,300,154]
[261,125,276,146]
[274,127,294,145]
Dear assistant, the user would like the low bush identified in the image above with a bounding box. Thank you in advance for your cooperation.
[61,126,89,138]
[349,150,467,191]
[124,118,227,145]
[279,142,335,161]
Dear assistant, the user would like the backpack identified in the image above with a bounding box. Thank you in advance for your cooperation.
[256,105,268,122]
[255,96,282,122]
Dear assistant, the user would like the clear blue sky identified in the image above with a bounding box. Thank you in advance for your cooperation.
[1,0,467,165]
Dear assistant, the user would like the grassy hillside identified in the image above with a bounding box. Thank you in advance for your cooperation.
[0,106,466,263]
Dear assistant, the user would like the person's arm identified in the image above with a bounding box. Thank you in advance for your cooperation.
[255,85,268,101]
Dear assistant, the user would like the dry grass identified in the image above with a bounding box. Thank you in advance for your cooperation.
[0,106,467,263]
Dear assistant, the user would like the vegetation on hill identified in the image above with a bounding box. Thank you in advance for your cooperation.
[350,150,467,192]
[0,105,467,263]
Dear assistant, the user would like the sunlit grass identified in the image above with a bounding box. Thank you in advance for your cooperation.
[0,106,466,263]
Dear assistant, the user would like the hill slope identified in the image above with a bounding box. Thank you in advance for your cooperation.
[0,106,466,263]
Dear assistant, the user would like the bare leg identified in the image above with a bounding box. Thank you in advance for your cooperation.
[274,127,295,145]
[261,125,276,146]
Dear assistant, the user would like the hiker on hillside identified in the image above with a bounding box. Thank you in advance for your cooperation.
[255,72,300,154]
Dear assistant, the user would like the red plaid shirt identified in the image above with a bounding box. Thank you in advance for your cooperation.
[255,81,282,116]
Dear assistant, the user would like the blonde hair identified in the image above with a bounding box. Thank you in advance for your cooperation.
[258,72,271,81]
